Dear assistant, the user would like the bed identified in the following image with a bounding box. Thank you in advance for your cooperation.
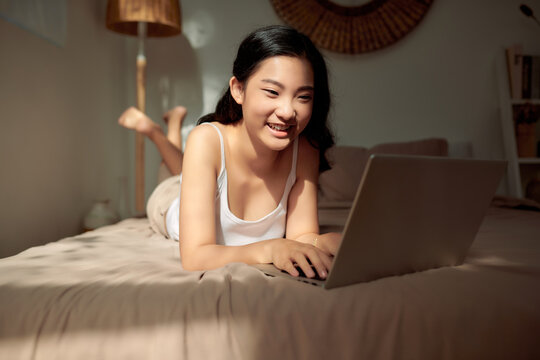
[1,139,540,360]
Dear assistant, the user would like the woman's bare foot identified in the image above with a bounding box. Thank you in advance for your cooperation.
[118,107,160,136]
[163,106,187,150]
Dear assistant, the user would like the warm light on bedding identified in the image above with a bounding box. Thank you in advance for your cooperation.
[1,206,539,359]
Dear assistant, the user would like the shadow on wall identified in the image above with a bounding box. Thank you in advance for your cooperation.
[146,34,203,135]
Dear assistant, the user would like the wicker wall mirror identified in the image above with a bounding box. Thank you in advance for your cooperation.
[270,0,434,54]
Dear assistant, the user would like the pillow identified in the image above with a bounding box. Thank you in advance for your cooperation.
[318,138,448,203]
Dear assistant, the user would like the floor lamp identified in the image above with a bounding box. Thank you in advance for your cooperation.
[106,0,182,213]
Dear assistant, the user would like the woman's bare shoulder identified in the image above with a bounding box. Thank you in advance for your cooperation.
[187,122,219,140]
[185,123,222,149]
[184,123,223,170]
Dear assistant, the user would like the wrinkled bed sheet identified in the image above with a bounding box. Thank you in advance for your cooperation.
[1,207,539,360]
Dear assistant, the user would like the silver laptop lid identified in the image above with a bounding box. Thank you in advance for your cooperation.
[324,155,506,289]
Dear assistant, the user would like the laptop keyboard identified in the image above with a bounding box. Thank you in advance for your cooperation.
[281,264,326,281]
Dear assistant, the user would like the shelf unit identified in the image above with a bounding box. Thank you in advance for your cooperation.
[497,52,540,198]
[518,157,540,164]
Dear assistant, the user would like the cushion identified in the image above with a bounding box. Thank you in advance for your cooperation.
[318,138,448,203]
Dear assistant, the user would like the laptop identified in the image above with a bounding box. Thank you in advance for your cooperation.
[254,154,506,289]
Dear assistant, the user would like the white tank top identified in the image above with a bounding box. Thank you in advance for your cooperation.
[166,122,298,246]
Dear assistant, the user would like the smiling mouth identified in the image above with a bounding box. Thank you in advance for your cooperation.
[267,123,292,132]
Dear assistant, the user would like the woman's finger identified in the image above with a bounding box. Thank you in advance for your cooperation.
[293,253,316,278]
[305,250,329,279]
[307,247,333,279]
[281,261,299,277]
[317,249,334,271]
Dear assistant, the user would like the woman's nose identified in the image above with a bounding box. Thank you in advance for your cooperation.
[275,100,295,121]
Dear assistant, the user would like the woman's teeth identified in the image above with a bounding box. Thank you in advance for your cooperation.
[267,123,290,131]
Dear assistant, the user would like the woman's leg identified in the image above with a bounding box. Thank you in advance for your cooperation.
[118,106,186,175]
[162,106,186,152]
[146,175,181,238]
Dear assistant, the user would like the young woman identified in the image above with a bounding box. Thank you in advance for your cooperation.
[118,25,341,279]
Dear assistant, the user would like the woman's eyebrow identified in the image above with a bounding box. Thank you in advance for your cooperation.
[261,79,314,92]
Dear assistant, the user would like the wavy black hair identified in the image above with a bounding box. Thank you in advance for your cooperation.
[198,25,334,172]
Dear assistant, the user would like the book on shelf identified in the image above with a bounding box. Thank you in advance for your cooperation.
[532,56,540,99]
[521,55,540,99]
[506,44,523,99]
[522,54,531,98]
[505,45,540,100]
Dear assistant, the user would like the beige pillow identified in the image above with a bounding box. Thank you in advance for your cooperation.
[318,138,448,203]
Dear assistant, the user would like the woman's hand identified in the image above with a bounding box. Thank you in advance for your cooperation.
[269,239,333,279]
[294,232,342,257]
[316,232,342,256]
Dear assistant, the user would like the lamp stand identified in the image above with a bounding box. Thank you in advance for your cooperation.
[105,0,182,215]
[135,22,147,213]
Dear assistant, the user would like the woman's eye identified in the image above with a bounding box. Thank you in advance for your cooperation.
[264,89,279,96]
[298,94,313,102]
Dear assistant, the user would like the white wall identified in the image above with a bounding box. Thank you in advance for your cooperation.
[177,0,540,152]
[0,1,129,257]
[327,0,540,156]
[134,0,540,198]
[2,0,540,257]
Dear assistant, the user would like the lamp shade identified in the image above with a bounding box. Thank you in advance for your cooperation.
[106,0,181,37]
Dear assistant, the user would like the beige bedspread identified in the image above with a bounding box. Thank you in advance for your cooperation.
[1,207,539,360]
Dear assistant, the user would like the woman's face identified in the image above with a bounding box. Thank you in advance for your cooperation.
[231,56,314,151]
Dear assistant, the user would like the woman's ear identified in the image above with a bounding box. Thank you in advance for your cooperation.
[229,76,244,105]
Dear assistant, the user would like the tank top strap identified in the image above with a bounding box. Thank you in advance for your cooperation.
[278,138,299,205]
[199,122,225,175]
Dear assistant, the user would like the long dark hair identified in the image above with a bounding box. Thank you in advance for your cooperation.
[198,25,334,172]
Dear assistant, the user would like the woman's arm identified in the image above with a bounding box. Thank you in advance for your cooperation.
[178,124,223,269]
[286,137,342,255]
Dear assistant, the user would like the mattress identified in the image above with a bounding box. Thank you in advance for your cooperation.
[1,206,539,359]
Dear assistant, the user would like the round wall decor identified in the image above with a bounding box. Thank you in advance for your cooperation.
[269,0,434,54]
